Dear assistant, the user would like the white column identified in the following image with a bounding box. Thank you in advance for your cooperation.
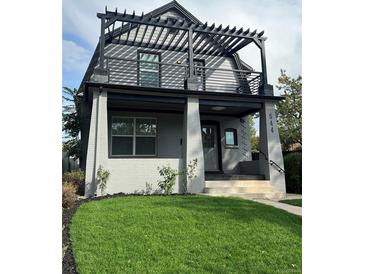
[84,89,109,197]
[183,97,205,193]
[259,102,286,193]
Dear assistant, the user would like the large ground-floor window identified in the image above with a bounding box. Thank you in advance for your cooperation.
[111,117,157,156]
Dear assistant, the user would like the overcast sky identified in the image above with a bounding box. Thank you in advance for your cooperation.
[63,0,301,94]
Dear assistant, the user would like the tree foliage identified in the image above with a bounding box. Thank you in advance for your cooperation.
[62,86,83,159]
[247,115,259,151]
[276,70,302,151]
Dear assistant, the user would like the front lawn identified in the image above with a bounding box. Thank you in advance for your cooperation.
[279,199,302,207]
[70,195,302,274]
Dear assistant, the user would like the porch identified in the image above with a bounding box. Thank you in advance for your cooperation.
[83,86,285,197]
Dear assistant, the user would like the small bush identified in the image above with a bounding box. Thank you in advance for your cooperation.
[63,169,85,195]
[157,165,179,195]
[145,182,153,195]
[283,152,302,194]
[97,165,110,196]
[62,182,77,208]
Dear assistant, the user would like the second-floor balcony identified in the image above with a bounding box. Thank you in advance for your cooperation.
[90,7,274,97]
[105,56,263,95]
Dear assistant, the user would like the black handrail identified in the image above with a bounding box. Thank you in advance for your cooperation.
[258,149,285,174]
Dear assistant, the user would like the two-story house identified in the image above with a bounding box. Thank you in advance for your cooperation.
[80,1,286,198]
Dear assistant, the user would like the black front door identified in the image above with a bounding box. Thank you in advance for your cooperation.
[201,124,219,171]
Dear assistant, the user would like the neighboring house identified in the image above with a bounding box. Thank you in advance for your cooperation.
[79,1,286,198]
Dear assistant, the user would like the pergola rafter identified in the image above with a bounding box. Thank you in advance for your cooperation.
[97,7,268,85]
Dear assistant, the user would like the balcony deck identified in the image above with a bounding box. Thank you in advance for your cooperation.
[103,56,263,95]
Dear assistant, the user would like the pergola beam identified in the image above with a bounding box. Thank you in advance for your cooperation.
[97,11,266,41]
[98,9,267,58]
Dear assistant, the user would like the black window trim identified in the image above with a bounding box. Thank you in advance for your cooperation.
[137,49,162,88]
[109,115,158,157]
[224,128,238,148]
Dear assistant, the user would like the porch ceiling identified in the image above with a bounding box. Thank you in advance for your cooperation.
[107,92,261,117]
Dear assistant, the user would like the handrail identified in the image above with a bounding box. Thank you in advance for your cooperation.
[104,55,263,94]
[105,55,188,68]
[258,149,285,174]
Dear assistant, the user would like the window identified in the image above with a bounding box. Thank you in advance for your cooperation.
[225,128,238,147]
[138,52,160,87]
[202,126,215,148]
[111,117,157,156]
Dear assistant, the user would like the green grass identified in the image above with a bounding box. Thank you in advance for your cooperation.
[279,199,302,207]
[70,195,302,274]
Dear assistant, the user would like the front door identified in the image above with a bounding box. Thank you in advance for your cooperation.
[201,124,219,171]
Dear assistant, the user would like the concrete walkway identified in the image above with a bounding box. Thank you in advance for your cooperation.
[252,198,302,216]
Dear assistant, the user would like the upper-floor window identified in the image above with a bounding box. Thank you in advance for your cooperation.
[138,51,161,87]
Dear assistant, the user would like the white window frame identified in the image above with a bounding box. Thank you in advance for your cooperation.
[110,116,157,157]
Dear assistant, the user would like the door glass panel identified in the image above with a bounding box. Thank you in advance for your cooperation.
[202,126,215,148]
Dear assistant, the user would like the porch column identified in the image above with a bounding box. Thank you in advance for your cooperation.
[240,116,253,161]
[84,88,108,197]
[183,97,205,193]
[259,102,286,194]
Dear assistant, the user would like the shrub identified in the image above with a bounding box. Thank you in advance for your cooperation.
[283,151,302,194]
[63,169,85,195]
[157,165,179,195]
[182,158,198,193]
[97,165,110,196]
[62,182,77,208]
[145,182,153,195]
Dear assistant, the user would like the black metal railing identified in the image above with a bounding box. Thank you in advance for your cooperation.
[105,56,263,95]
[258,149,285,174]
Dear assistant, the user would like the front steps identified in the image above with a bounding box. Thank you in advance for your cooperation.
[203,175,284,199]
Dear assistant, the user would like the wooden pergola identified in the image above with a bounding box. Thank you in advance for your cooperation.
[97,7,269,86]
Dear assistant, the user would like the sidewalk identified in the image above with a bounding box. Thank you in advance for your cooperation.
[253,198,302,216]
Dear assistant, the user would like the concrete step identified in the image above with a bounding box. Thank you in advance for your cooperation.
[205,180,271,188]
[204,186,274,194]
[205,174,265,181]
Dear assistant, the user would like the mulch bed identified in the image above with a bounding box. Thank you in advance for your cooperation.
[62,192,194,274]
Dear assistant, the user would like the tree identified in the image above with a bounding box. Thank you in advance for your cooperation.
[276,70,302,151]
[62,86,83,159]
[247,115,259,151]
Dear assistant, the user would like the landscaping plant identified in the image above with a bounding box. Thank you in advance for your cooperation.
[157,165,179,195]
[63,169,85,195]
[96,165,110,196]
[62,182,77,208]
[183,158,198,193]
[284,151,302,194]
[145,182,153,195]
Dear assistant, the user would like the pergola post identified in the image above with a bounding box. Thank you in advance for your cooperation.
[99,17,106,69]
[255,38,273,95]
[260,39,268,86]
[185,27,198,90]
[188,27,194,77]
[91,16,109,83]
